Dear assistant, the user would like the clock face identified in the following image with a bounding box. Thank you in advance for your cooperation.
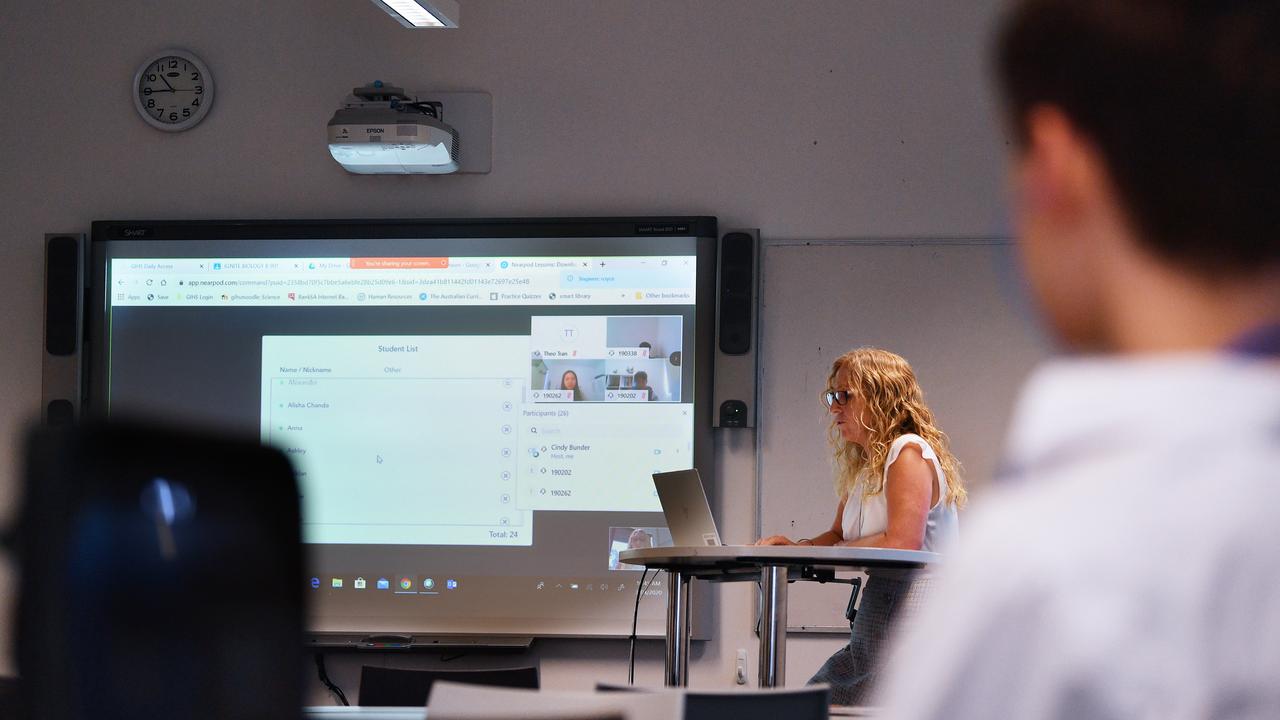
[133,50,213,131]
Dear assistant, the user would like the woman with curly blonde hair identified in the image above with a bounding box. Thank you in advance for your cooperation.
[756,347,964,704]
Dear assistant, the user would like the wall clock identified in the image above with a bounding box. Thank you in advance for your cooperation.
[133,49,214,131]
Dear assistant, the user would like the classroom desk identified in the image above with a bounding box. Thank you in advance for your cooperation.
[617,545,939,688]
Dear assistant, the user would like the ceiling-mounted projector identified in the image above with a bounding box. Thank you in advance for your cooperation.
[327,82,460,174]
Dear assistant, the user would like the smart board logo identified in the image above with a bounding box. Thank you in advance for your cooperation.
[121,228,150,238]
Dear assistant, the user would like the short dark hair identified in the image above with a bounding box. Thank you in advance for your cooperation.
[996,0,1280,275]
[634,371,648,383]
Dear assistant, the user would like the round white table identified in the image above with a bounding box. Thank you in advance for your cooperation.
[618,545,940,687]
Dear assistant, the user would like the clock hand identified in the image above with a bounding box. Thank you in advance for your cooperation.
[159,74,176,92]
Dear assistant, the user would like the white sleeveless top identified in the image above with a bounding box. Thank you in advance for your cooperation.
[841,433,959,553]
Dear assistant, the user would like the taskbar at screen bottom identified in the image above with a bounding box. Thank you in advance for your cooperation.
[305,573,674,634]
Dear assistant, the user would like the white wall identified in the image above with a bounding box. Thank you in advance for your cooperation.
[0,0,1010,700]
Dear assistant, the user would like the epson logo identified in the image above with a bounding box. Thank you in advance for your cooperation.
[366,128,384,134]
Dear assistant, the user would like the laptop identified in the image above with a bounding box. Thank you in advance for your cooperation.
[652,469,723,547]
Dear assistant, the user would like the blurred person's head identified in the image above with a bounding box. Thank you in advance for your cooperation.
[825,348,966,507]
[634,371,649,389]
[627,529,654,549]
[996,0,1280,352]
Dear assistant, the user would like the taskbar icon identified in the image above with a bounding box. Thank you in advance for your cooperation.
[323,574,461,594]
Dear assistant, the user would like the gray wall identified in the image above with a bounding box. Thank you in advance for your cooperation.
[0,0,1011,700]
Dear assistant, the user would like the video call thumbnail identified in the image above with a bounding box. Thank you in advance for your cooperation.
[530,315,684,403]
[604,316,682,361]
[607,526,674,571]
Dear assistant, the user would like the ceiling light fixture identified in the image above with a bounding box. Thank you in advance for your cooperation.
[371,0,459,28]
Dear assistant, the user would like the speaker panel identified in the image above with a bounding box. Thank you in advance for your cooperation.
[718,233,754,355]
[712,230,759,428]
[42,233,85,425]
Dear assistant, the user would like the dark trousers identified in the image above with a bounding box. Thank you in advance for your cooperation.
[808,572,925,706]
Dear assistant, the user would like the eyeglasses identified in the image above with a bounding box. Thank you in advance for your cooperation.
[823,389,853,408]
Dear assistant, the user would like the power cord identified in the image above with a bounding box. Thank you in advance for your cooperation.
[390,99,441,119]
[628,568,648,685]
[627,569,661,684]
[314,652,350,706]
[403,101,441,118]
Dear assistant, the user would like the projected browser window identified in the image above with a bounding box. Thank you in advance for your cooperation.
[110,254,696,550]
[109,255,696,307]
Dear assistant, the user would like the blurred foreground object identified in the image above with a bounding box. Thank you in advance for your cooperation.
[16,420,305,720]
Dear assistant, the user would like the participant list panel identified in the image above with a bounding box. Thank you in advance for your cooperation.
[261,335,529,546]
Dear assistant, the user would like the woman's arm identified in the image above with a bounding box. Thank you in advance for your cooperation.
[756,497,847,546]
[838,444,933,550]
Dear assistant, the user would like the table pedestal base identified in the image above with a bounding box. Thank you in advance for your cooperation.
[758,564,788,687]
[663,570,692,687]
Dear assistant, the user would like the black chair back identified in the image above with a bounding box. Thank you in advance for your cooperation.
[361,665,540,706]
[685,686,829,720]
[597,682,830,720]
[16,421,305,720]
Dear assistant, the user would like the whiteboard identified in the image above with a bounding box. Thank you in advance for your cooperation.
[756,240,1049,631]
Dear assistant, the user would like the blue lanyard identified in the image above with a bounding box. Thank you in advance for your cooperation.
[1227,323,1280,357]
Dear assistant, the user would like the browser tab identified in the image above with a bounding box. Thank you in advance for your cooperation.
[350,257,448,270]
